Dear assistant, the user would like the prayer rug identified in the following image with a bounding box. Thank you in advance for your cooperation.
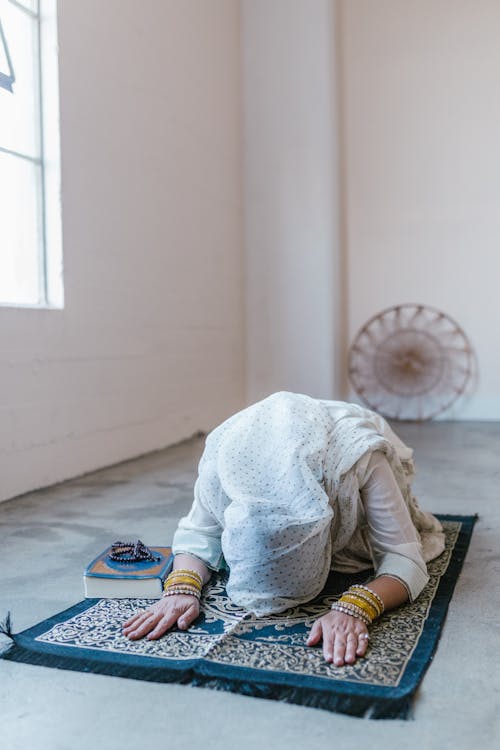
[1,514,476,719]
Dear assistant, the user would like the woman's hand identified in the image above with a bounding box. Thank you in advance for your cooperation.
[122,594,200,641]
[306,610,369,666]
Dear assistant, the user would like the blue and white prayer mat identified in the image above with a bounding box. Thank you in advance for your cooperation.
[1,515,476,719]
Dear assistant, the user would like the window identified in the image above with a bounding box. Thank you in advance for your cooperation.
[0,0,62,308]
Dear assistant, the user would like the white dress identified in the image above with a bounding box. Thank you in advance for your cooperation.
[172,391,445,616]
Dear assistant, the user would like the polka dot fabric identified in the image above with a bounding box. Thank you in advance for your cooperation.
[196,392,334,615]
[175,391,445,616]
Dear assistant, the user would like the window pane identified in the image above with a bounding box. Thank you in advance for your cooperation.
[0,0,40,157]
[0,150,42,304]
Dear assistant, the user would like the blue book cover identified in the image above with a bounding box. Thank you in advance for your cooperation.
[84,545,173,599]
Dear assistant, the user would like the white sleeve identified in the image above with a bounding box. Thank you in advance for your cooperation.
[171,475,225,571]
[360,451,429,603]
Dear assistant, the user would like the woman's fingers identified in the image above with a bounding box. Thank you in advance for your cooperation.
[125,611,163,640]
[307,611,370,665]
[177,602,199,630]
[333,627,369,665]
[306,619,323,646]
[122,610,147,629]
[331,633,358,665]
[356,632,370,657]
[333,634,347,666]
[122,595,201,641]
[122,609,155,635]
[147,601,199,639]
[343,632,359,664]
[322,626,335,663]
[146,610,180,640]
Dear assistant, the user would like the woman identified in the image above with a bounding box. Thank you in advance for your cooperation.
[123,391,445,667]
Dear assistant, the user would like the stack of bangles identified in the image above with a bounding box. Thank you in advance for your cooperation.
[162,569,203,600]
[331,584,385,626]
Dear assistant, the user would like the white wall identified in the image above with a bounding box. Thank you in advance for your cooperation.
[242,0,345,403]
[3,0,499,504]
[0,0,245,502]
[341,0,500,419]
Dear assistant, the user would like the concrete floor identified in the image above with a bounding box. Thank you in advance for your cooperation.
[1,421,499,750]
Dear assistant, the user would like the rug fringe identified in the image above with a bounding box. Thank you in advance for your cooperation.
[0,612,15,654]
[0,611,13,638]
[189,674,414,719]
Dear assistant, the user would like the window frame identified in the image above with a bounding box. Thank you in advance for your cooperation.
[0,0,62,310]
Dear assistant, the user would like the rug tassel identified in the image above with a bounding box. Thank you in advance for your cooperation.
[0,611,14,644]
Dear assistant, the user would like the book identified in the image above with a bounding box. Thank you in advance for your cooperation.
[84,545,174,599]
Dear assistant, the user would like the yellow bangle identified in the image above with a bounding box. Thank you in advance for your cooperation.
[344,588,383,618]
[167,568,203,585]
[341,592,380,617]
[349,584,385,613]
[339,594,379,621]
[168,575,201,586]
[165,570,203,588]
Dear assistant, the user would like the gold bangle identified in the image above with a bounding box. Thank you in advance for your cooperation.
[165,574,203,587]
[167,568,203,586]
[339,594,379,621]
[349,584,385,613]
[344,588,383,618]
[341,592,380,618]
[164,571,203,589]
[345,589,383,617]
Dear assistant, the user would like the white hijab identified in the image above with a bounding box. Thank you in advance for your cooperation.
[197,391,440,616]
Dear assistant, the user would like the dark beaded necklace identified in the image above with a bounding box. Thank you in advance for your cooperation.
[108,539,160,564]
